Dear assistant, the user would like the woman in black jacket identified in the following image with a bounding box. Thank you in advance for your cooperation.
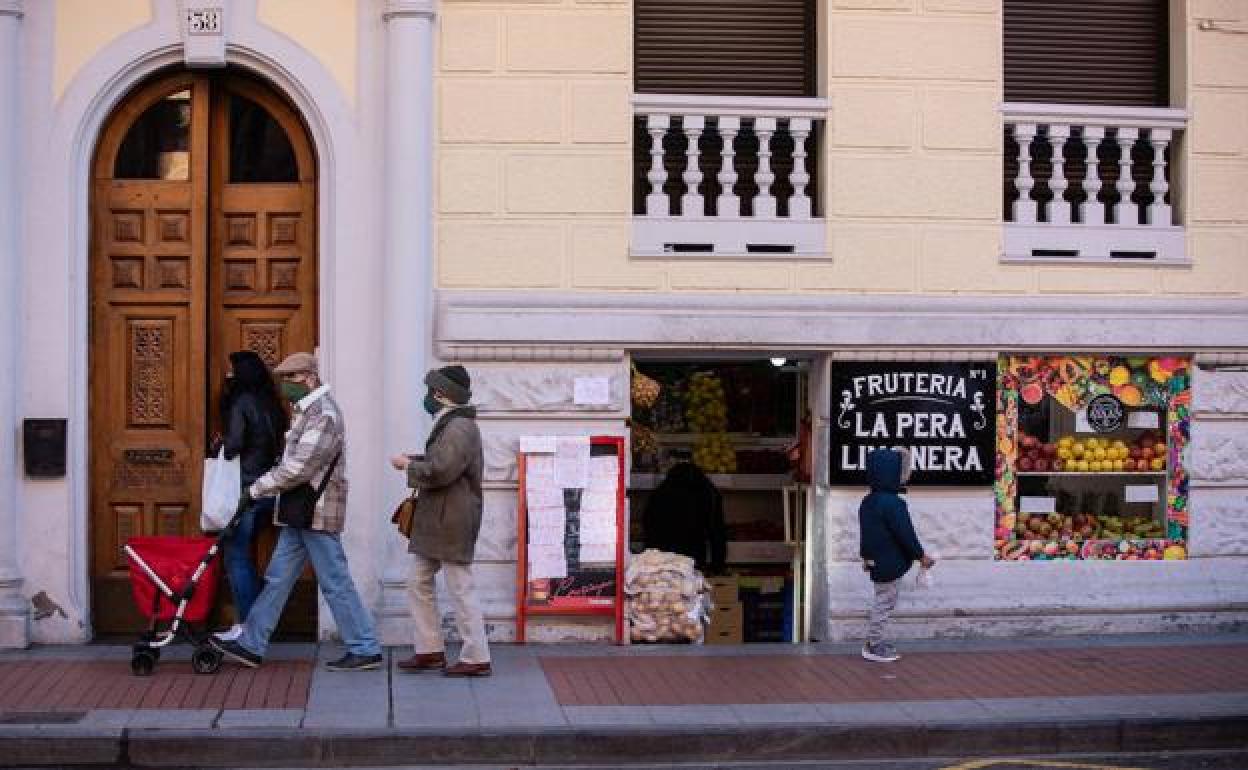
[642,462,727,573]
[216,350,288,640]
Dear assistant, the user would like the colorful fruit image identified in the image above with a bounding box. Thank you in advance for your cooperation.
[1020,382,1044,405]
[1109,366,1131,386]
[1115,384,1143,406]
[1164,544,1187,560]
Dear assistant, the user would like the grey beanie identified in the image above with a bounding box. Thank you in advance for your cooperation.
[424,365,471,404]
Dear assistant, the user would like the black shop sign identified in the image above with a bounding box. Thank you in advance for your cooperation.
[830,362,996,485]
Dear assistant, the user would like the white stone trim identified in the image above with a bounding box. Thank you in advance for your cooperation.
[438,291,1248,352]
[16,0,374,643]
[634,93,830,120]
[383,0,437,21]
[1001,102,1189,130]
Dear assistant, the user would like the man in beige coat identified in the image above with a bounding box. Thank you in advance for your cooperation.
[390,365,490,676]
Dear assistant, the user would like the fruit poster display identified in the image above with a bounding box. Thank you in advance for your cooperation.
[994,355,1191,562]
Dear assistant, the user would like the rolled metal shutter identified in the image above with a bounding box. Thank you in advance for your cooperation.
[635,0,816,97]
[1005,0,1169,107]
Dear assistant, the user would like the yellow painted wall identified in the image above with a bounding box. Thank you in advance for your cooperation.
[54,0,151,101]
[257,0,358,107]
[429,0,1248,297]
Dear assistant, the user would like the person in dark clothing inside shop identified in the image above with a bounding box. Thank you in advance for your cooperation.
[642,462,727,573]
[858,447,934,664]
[214,350,288,642]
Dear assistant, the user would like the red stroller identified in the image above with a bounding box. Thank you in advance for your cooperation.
[123,533,230,675]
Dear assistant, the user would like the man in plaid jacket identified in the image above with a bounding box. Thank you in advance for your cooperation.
[211,352,382,672]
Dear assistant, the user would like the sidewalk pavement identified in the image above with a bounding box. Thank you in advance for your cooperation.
[1,632,1246,767]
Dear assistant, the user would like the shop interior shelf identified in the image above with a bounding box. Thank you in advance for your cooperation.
[630,473,792,491]
[1015,471,1166,477]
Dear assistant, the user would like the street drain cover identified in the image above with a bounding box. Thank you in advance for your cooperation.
[0,711,86,724]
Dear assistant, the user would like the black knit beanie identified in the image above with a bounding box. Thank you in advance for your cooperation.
[424,365,472,404]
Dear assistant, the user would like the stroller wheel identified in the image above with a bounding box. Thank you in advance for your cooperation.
[192,643,223,675]
[131,650,157,676]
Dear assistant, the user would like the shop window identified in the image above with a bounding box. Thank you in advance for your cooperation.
[995,355,1191,562]
[114,90,192,180]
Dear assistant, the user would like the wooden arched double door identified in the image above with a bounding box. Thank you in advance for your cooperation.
[90,71,318,636]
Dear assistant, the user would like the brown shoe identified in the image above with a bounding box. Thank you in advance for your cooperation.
[443,661,492,677]
[397,652,446,671]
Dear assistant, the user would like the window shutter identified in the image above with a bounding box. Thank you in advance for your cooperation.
[635,0,816,97]
[1005,0,1169,107]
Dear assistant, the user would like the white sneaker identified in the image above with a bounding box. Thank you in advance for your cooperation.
[861,643,900,663]
[214,624,243,642]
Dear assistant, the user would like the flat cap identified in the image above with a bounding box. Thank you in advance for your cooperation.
[273,351,318,375]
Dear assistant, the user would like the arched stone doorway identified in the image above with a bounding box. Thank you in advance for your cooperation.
[89,69,318,636]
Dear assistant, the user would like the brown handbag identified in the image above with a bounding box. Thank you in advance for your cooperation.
[391,489,418,538]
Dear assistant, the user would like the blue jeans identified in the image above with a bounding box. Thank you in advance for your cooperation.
[222,496,274,622]
[238,526,381,658]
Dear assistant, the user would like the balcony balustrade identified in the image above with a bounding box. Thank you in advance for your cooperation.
[632,94,827,258]
[1003,102,1188,264]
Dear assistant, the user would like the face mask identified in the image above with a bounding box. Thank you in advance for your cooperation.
[281,380,311,403]
[422,392,443,416]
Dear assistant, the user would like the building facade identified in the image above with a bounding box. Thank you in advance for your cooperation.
[0,0,1245,649]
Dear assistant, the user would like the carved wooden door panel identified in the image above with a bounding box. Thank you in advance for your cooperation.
[90,75,209,634]
[90,72,318,636]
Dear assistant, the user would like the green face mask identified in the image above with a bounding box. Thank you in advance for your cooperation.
[281,381,311,403]
[423,392,443,416]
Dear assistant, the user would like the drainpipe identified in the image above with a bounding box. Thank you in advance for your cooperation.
[381,0,437,591]
[0,0,27,648]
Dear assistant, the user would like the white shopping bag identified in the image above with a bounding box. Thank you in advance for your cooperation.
[200,447,241,532]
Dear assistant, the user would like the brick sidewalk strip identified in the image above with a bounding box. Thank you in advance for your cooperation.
[0,660,312,711]
[539,644,1248,706]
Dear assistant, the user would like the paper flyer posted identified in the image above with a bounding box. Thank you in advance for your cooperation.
[578,525,616,546]
[581,489,615,514]
[579,543,616,563]
[520,435,557,454]
[527,505,565,529]
[1128,411,1161,429]
[573,376,610,406]
[527,524,565,546]
[554,436,591,488]
[525,483,564,510]
[1020,496,1057,514]
[589,456,618,479]
[579,510,615,531]
[527,455,555,477]
[528,544,567,579]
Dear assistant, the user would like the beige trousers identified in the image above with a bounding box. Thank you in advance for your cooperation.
[407,553,491,664]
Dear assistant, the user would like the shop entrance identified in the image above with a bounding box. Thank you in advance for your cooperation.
[629,357,815,643]
[88,70,318,636]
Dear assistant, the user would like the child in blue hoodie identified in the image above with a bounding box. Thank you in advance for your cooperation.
[858,447,934,662]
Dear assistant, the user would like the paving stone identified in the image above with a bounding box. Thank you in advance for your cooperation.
[124,708,220,728]
[216,708,304,729]
[647,705,741,726]
[730,703,825,725]
[563,705,654,725]
[896,698,998,724]
[814,701,911,724]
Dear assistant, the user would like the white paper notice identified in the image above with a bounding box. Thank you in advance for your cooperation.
[590,455,618,479]
[525,484,564,510]
[528,455,555,476]
[555,435,591,489]
[528,525,566,546]
[520,435,558,454]
[573,377,611,406]
[529,544,568,579]
[1075,408,1093,434]
[1128,411,1161,429]
[1124,484,1160,503]
[580,543,616,563]
[1020,496,1057,514]
[581,489,616,515]
[528,505,565,529]
[579,523,617,546]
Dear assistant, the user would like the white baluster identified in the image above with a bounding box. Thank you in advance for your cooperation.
[1046,124,1071,225]
[1081,126,1105,225]
[645,114,670,217]
[1147,128,1173,226]
[1012,122,1037,224]
[1115,127,1139,225]
[680,115,705,218]
[716,116,741,218]
[789,117,812,219]
[754,117,777,218]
